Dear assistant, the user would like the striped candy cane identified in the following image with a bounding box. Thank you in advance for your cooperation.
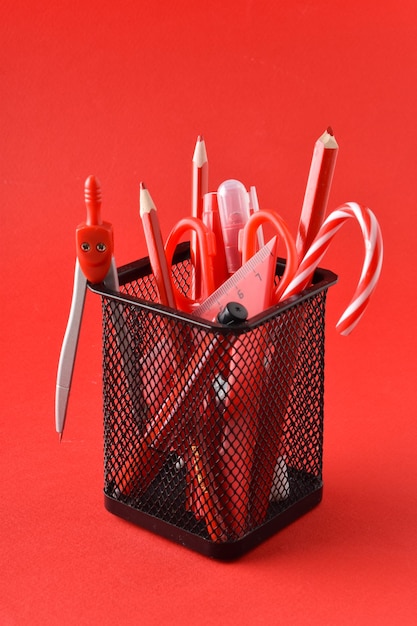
[281,202,383,335]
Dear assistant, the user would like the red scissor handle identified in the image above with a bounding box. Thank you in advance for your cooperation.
[240,210,298,302]
[75,175,114,283]
[164,217,216,312]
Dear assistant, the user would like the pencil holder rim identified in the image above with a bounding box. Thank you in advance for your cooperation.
[88,241,338,331]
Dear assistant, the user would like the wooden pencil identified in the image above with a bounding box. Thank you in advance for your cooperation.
[139,182,176,308]
[296,127,339,262]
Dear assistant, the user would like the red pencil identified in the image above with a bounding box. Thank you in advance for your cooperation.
[139,182,176,308]
[191,135,208,299]
[192,134,208,220]
[296,127,338,262]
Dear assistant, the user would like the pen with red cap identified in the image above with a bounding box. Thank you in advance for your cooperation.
[201,192,229,289]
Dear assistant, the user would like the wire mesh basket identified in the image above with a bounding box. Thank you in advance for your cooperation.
[89,242,337,559]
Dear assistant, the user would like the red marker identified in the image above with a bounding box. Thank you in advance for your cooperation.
[202,192,229,289]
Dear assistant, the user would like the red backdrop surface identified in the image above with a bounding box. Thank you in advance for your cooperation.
[1,1,416,624]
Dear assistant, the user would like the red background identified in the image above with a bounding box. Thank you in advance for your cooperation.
[1,1,416,623]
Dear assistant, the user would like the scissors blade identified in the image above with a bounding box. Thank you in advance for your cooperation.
[164,216,216,312]
[55,259,88,439]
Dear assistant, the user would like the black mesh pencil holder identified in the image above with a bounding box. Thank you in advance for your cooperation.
[89,242,337,559]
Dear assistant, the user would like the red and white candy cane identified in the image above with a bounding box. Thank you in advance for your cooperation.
[281,202,383,335]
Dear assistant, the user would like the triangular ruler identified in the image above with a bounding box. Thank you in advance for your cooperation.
[193,237,278,322]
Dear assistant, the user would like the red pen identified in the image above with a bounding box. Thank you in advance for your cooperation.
[201,192,229,289]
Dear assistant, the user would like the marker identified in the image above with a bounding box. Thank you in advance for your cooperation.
[217,179,251,274]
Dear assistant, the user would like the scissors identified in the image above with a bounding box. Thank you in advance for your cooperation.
[55,175,119,440]
[214,209,297,535]
[164,216,216,313]
[239,209,298,304]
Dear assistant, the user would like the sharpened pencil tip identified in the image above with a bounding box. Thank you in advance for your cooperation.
[193,136,208,166]
[59,433,62,443]
[327,126,334,136]
[139,182,155,215]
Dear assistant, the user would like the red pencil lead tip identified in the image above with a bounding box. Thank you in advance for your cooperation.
[140,181,146,190]
[327,126,334,136]
[197,134,204,142]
